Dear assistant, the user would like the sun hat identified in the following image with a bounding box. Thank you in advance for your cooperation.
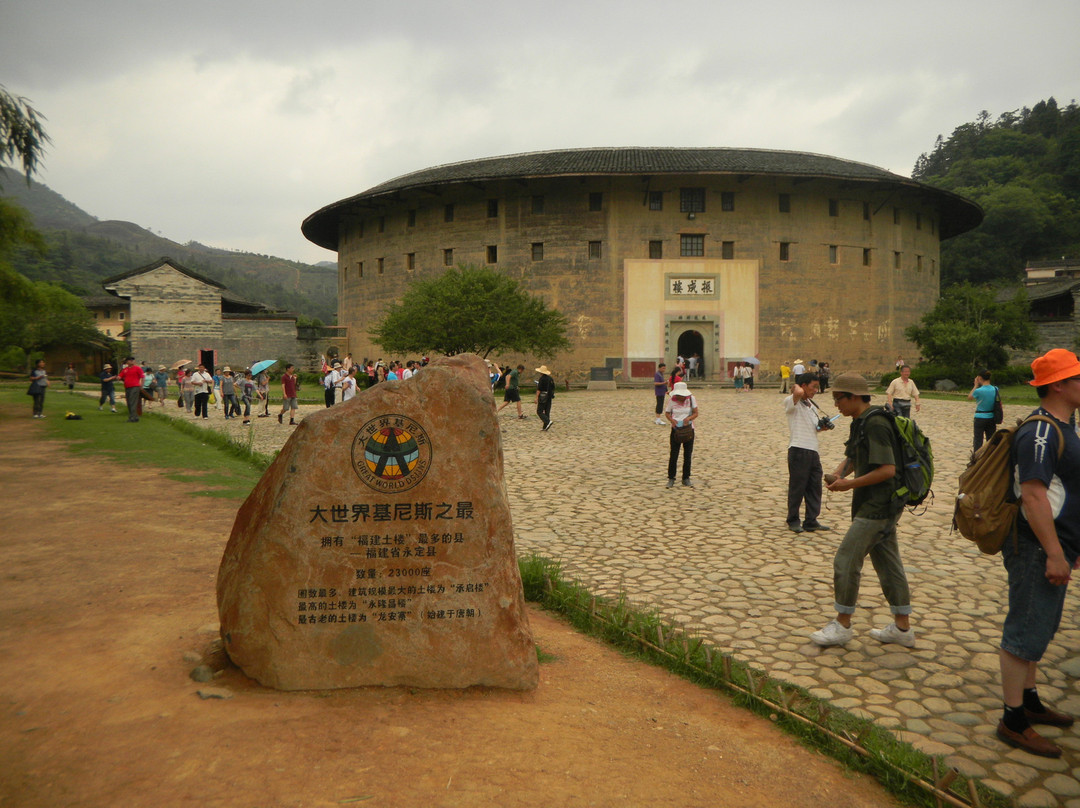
[830,372,871,396]
[1029,348,1080,387]
[671,381,692,397]
[536,365,552,375]
[103,363,112,369]
[794,358,803,364]
[158,365,166,370]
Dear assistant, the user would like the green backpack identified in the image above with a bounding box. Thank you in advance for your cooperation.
[867,408,935,510]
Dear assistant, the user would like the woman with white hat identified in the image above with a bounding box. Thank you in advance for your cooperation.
[664,381,699,487]
[535,365,555,431]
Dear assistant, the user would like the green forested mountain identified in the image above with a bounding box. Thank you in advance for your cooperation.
[0,168,337,323]
[912,97,1080,287]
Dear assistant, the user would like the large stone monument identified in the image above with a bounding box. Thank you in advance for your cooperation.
[217,354,539,690]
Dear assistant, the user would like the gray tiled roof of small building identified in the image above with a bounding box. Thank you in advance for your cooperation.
[303,147,983,248]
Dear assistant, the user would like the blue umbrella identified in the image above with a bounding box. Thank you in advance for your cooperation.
[743,357,761,365]
[250,359,278,376]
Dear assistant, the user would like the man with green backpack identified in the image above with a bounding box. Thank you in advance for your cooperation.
[809,372,918,648]
[994,348,1080,759]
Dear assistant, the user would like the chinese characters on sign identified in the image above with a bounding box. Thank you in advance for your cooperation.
[299,499,486,625]
[668,277,716,296]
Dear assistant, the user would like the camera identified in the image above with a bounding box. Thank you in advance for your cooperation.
[817,415,836,431]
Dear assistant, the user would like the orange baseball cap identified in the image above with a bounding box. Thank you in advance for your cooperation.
[1029,348,1080,386]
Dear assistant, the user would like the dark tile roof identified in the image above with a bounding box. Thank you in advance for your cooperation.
[302,147,983,249]
[100,257,227,290]
[1022,278,1080,302]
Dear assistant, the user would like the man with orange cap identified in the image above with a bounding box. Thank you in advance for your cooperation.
[996,348,1080,758]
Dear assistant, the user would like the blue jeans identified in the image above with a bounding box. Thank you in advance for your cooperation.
[832,515,910,615]
[1001,530,1074,662]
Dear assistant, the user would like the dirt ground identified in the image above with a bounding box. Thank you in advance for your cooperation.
[0,405,899,808]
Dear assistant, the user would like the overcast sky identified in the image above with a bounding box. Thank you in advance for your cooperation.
[3,0,1078,265]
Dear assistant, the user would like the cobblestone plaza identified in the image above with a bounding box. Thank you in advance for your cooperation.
[180,386,1080,805]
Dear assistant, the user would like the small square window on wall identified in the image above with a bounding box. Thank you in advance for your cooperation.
[532,195,545,214]
[649,191,663,210]
[487,245,498,264]
[531,242,544,261]
[916,254,923,271]
[649,240,663,259]
[722,241,734,260]
[721,192,735,211]
[588,241,602,259]
[406,253,415,271]
[377,257,385,275]
[862,248,871,267]
[893,207,901,225]
[357,261,364,278]
[680,188,706,213]
[828,245,838,264]
[589,192,603,211]
[407,209,416,227]
[894,251,901,269]
[118,312,125,320]
[444,204,455,223]
[779,242,790,261]
[680,234,705,257]
[828,199,839,217]
[443,248,453,266]
[487,199,499,218]
[863,202,871,221]
[778,193,790,213]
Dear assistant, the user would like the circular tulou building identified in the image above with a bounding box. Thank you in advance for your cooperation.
[302,147,982,381]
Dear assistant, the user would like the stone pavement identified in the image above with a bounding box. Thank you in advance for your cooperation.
[165,388,1080,806]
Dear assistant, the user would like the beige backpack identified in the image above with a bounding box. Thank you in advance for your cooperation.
[954,414,1063,554]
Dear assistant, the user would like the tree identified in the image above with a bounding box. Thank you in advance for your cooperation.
[370,264,571,359]
[904,283,1036,371]
[1,85,51,188]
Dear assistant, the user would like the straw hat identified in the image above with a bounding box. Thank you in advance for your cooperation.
[536,365,552,375]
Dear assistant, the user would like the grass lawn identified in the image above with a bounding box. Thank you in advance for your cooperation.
[0,385,267,500]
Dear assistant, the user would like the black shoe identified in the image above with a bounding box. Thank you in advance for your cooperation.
[787,522,804,534]
[278,413,283,424]
[803,522,830,532]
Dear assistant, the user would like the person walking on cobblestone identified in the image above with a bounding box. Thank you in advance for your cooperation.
[652,363,667,425]
[995,349,1080,759]
[810,372,914,648]
[535,365,555,431]
[664,381,698,488]
[785,372,831,533]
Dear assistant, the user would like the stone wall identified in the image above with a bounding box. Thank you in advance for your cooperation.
[335,174,943,379]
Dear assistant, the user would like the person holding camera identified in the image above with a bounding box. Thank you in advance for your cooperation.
[784,372,832,533]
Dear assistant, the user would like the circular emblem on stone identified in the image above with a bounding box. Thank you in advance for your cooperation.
[352,415,432,493]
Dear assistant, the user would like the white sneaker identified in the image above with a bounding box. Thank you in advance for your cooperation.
[809,619,854,647]
[868,623,915,648]
[655,418,666,425]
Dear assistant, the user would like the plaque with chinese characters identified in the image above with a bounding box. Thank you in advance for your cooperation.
[217,354,538,690]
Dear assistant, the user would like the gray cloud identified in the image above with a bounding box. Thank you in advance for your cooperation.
[2,0,1078,263]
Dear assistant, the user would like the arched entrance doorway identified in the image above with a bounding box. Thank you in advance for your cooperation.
[677,330,705,379]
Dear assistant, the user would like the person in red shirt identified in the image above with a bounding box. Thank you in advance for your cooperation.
[278,364,299,425]
[117,356,145,422]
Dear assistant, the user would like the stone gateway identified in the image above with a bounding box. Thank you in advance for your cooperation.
[217,354,539,690]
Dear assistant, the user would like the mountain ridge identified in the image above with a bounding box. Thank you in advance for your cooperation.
[1,168,338,323]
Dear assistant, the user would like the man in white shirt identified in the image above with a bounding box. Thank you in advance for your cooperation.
[785,372,832,533]
[792,358,806,376]
[338,367,359,402]
[885,364,921,418]
[401,360,415,380]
